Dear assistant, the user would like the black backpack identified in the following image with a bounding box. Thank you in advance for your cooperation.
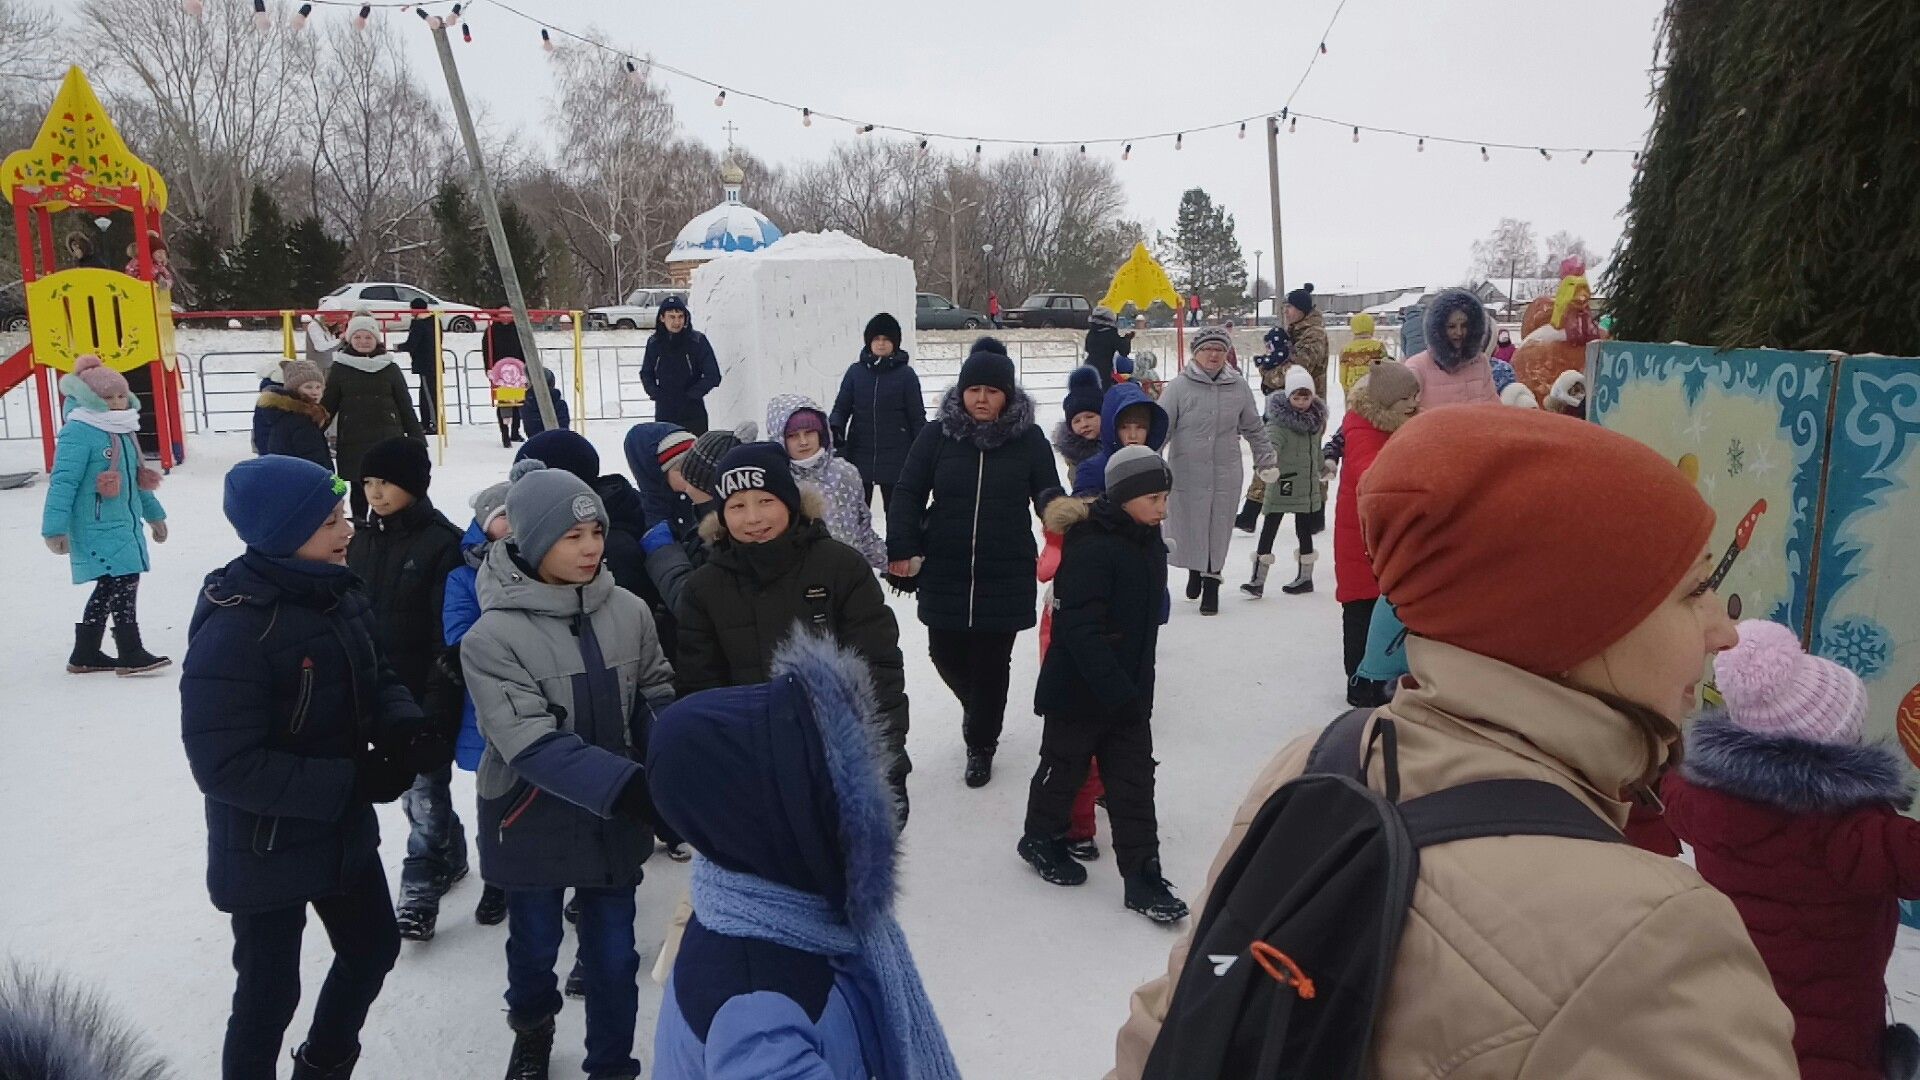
[1141,709,1624,1080]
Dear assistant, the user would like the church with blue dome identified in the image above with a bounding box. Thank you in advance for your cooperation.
[667,156,782,286]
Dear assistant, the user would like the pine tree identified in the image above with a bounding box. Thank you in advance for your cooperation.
[429,180,488,303]
[1168,189,1248,316]
[1607,0,1920,353]
[172,215,233,310]
[286,216,348,311]
[475,199,549,308]
[228,188,292,310]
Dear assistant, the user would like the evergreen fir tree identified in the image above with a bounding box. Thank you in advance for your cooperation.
[1607,0,1920,353]
[429,180,488,303]
[171,215,233,311]
[227,188,292,310]
[1168,188,1248,316]
[286,215,348,311]
[475,199,549,308]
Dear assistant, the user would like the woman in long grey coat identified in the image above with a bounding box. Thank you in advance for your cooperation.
[1160,326,1277,615]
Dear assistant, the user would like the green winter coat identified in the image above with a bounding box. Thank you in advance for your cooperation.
[1260,392,1328,515]
[320,351,422,483]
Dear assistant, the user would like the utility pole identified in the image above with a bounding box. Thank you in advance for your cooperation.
[428,21,557,430]
[1253,249,1263,322]
[1266,116,1286,302]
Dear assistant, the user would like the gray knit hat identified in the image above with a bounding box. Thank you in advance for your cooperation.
[506,460,608,569]
[1190,326,1233,354]
[1105,445,1173,506]
[682,421,759,497]
[469,479,511,532]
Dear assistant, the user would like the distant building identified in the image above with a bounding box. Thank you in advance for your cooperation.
[665,156,783,288]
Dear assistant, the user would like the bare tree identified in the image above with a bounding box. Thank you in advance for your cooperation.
[1468,218,1541,283]
[78,0,306,238]
[1540,230,1597,275]
[0,0,60,85]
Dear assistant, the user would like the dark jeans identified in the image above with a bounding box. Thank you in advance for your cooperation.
[400,765,468,908]
[416,376,438,430]
[222,860,400,1080]
[863,482,895,512]
[1256,510,1320,556]
[1342,598,1378,680]
[927,629,1018,751]
[505,886,640,1079]
[1026,710,1159,876]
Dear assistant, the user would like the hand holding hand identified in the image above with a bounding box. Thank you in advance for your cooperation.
[887,559,918,578]
[1257,467,1281,484]
[150,520,169,543]
[44,535,69,555]
[1321,459,1338,483]
[351,747,416,805]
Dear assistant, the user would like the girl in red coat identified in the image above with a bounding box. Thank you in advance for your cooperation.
[1666,619,1920,1080]
[1324,360,1420,706]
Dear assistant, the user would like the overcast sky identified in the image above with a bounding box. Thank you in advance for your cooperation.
[388,0,1667,295]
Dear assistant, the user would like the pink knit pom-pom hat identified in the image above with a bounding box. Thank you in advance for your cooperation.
[1714,619,1868,745]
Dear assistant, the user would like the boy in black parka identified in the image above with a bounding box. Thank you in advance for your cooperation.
[346,437,468,942]
[182,456,441,1080]
[1019,445,1189,924]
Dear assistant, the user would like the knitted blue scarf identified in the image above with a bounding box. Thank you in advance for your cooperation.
[691,856,961,1080]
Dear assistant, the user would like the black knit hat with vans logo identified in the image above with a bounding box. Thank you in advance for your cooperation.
[715,442,803,518]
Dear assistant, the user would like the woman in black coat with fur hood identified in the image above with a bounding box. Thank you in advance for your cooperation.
[888,337,1061,788]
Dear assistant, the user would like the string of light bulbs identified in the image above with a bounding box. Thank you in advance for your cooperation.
[191,0,1645,166]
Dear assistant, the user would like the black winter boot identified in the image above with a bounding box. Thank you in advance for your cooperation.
[1198,575,1221,616]
[1184,570,1203,601]
[1124,857,1190,923]
[1018,836,1089,886]
[564,958,586,998]
[475,883,507,925]
[499,420,513,449]
[503,1017,554,1080]
[290,1043,359,1079]
[964,748,994,789]
[67,623,116,674]
[111,624,170,675]
[1280,551,1319,595]
[1233,499,1262,533]
[396,901,437,941]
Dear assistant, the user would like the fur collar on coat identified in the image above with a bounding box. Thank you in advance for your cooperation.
[1264,393,1327,434]
[938,383,1037,451]
[1682,710,1915,814]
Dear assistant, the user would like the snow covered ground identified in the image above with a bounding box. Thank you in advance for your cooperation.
[4,390,1920,1077]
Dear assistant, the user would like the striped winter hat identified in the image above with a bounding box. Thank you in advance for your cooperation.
[1105,445,1173,505]
[656,429,697,472]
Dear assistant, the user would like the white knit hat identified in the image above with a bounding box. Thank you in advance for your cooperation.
[1283,366,1316,397]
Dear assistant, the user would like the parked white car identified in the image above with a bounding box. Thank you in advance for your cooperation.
[318,282,483,332]
[586,287,685,331]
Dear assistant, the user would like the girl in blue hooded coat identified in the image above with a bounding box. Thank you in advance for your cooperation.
[41,354,170,675]
[649,631,960,1080]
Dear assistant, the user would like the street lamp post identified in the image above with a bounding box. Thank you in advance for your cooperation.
[981,243,994,306]
[608,231,623,304]
[1253,249,1263,323]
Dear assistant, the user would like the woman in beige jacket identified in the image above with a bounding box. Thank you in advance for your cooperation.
[1111,405,1799,1080]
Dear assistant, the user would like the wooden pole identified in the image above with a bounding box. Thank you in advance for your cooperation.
[427,23,557,430]
[1266,117,1286,301]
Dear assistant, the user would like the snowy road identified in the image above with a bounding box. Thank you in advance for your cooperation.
[5,418,1919,1078]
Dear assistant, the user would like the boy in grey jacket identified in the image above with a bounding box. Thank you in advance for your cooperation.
[460,460,675,1080]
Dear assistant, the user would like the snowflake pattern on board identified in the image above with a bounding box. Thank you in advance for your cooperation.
[1727,438,1747,477]
[1820,617,1893,681]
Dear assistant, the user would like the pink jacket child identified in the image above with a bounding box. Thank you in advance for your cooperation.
[1403,288,1500,407]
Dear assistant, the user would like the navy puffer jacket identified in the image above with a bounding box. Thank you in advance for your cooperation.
[829,348,927,488]
[887,385,1061,632]
[180,553,424,913]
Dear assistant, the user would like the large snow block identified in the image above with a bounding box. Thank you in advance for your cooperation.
[689,231,917,431]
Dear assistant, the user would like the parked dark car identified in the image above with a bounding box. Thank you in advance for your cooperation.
[1,281,26,333]
[1001,292,1092,330]
[915,293,989,331]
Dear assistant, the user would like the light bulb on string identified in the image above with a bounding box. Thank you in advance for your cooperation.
[625,59,642,86]
[1481,146,1490,162]
[1032,147,1040,158]
[290,3,311,29]
[1352,126,1360,143]
[1417,137,1425,153]
[973,144,982,158]
[1289,117,1297,133]
[917,139,929,156]
[856,124,875,135]
[1633,152,1643,170]
[801,108,812,127]
[1122,143,1132,161]
[1175,133,1183,150]
[253,0,269,30]
[354,4,370,29]
[182,0,204,14]
[1238,121,1246,140]
[714,89,727,107]
[448,3,461,24]
[413,6,430,23]
[1539,148,1552,161]
[461,21,472,42]
[1078,144,1086,155]
[540,28,553,52]
[1581,150,1594,164]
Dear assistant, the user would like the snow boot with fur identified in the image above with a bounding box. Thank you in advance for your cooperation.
[1233,499,1262,533]
[1198,574,1222,616]
[1280,551,1319,595]
[503,1016,554,1080]
[67,623,116,674]
[111,624,170,675]
[1239,553,1275,598]
[1124,857,1190,923]
[290,1043,359,1079]
[1018,836,1090,886]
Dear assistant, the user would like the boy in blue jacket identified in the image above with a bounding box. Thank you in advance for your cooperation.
[649,631,960,1080]
[181,456,446,1080]
[444,479,511,925]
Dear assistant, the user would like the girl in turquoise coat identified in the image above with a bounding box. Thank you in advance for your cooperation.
[40,354,171,674]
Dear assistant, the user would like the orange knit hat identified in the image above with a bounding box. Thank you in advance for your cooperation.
[1358,405,1714,675]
